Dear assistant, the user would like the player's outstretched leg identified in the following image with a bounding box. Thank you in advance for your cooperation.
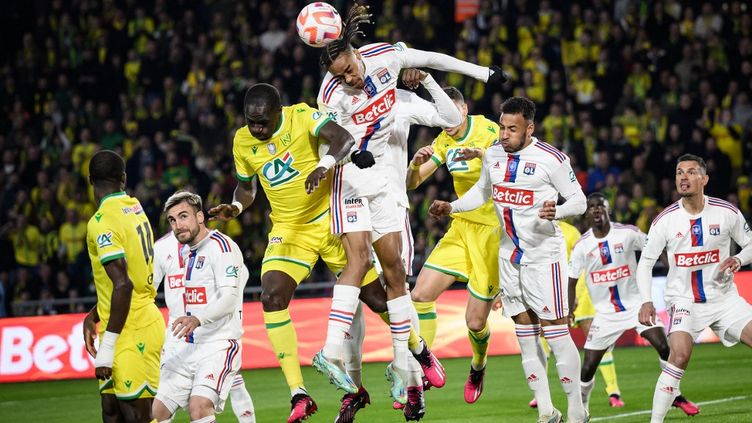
[260,272,319,422]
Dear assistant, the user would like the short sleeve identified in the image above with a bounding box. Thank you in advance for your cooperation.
[568,241,585,280]
[232,129,257,182]
[301,105,332,138]
[88,217,126,266]
[430,138,446,167]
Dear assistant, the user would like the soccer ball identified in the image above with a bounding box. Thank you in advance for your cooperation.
[296,2,342,48]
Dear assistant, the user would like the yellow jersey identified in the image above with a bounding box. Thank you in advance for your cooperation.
[558,220,581,259]
[233,103,332,225]
[430,115,500,226]
[86,192,159,334]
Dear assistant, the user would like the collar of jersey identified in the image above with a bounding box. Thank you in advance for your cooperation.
[189,229,216,252]
[270,109,286,139]
[99,191,127,207]
[455,116,474,143]
[678,195,708,217]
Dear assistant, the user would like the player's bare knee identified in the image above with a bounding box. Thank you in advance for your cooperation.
[187,396,214,421]
[260,291,287,311]
[668,349,690,368]
[465,315,486,333]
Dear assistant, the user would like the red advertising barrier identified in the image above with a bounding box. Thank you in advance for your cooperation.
[2,274,752,383]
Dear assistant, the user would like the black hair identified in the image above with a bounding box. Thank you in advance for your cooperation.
[89,150,125,185]
[443,86,464,103]
[244,83,281,113]
[319,4,372,69]
[587,192,607,202]
[677,153,707,173]
[500,97,536,122]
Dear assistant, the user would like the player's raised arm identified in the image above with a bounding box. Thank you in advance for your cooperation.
[97,257,133,379]
[397,43,509,86]
[401,69,462,128]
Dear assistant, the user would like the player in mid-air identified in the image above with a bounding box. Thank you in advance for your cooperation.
[208,83,384,423]
[407,86,500,404]
[313,5,508,411]
[153,227,256,422]
[430,97,588,423]
[637,154,752,423]
[340,68,462,422]
[152,191,248,423]
[82,150,164,423]
[569,193,698,416]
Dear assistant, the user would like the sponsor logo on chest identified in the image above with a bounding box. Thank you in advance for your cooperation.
[352,89,395,125]
[674,249,719,267]
[590,264,631,284]
[167,274,184,289]
[184,287,207,304]
[492,185,534,206]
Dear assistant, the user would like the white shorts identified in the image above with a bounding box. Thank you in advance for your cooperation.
[156,339,242,413]
[668,294,752,347]
[585,307,663,350]
[330,162,402,235]
[159,330,187,366]
[371,208,413,277]
[499,256,569,321]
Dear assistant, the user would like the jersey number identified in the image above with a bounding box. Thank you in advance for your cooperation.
[136,222,154,264]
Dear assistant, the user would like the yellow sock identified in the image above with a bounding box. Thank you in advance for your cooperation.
[263,309,304,393]
[414,301,437,347]
[599,350,620,395]
[540,336,551,371]
[380,311,421,351]
[468,323,490,369]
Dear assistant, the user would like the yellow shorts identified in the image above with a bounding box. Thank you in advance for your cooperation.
[423,218,501,301]
[573,276,595,323]
[261,217,378,285]
[99,307,164,400]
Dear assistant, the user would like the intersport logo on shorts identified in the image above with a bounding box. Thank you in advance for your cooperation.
[492,185,534,206]
[184,287,207,304]
[590,264,631,284]
[352,89,395,124]
[674,249,720,267]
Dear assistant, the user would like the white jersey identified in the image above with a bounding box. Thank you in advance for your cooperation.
[318,42,488,158]
[642,196,752,303]
[389,86,461,208]
[569,224,647,314]
[472,137,584,264]
[153,232,190,328]
[181,230,248,343]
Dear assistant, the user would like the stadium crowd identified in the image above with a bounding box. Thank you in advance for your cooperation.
[1,0,751,317]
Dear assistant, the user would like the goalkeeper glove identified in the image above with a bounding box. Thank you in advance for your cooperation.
[488,65,510,86]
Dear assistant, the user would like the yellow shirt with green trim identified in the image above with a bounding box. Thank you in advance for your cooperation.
[430,115,500,226]
[233,103,332,225]
[87,192,159,333]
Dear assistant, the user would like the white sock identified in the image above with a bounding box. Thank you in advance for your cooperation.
[658,359,682,396]
[191,416,216,423]
[345,302,365,387]
[323,285,361,361]
[387,294,412,374]
[229,374,256,423]
[543,324,586,421]
[581,377,595,413]
[516,324,554,416]
[291,387,308,397]
[651,363,683,422]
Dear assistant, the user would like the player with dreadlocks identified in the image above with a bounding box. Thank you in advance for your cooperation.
[311,4,510,420]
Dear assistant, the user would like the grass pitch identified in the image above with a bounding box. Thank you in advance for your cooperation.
[1,343,750,422]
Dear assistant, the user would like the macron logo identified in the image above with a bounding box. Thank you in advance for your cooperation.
[352,89,395,124]
[184,287,207,305]
[492,185,534,206]
[590,265,631,284]
[675,250,720,267]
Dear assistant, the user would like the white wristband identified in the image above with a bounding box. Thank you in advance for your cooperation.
[316,155,337,171]
[231,201,243,215]
[94,331,119,368]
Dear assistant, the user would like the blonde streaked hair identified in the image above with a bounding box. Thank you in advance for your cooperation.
[164,190,203,213]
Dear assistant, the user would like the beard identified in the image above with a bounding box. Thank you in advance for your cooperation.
[176,226,200,245]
